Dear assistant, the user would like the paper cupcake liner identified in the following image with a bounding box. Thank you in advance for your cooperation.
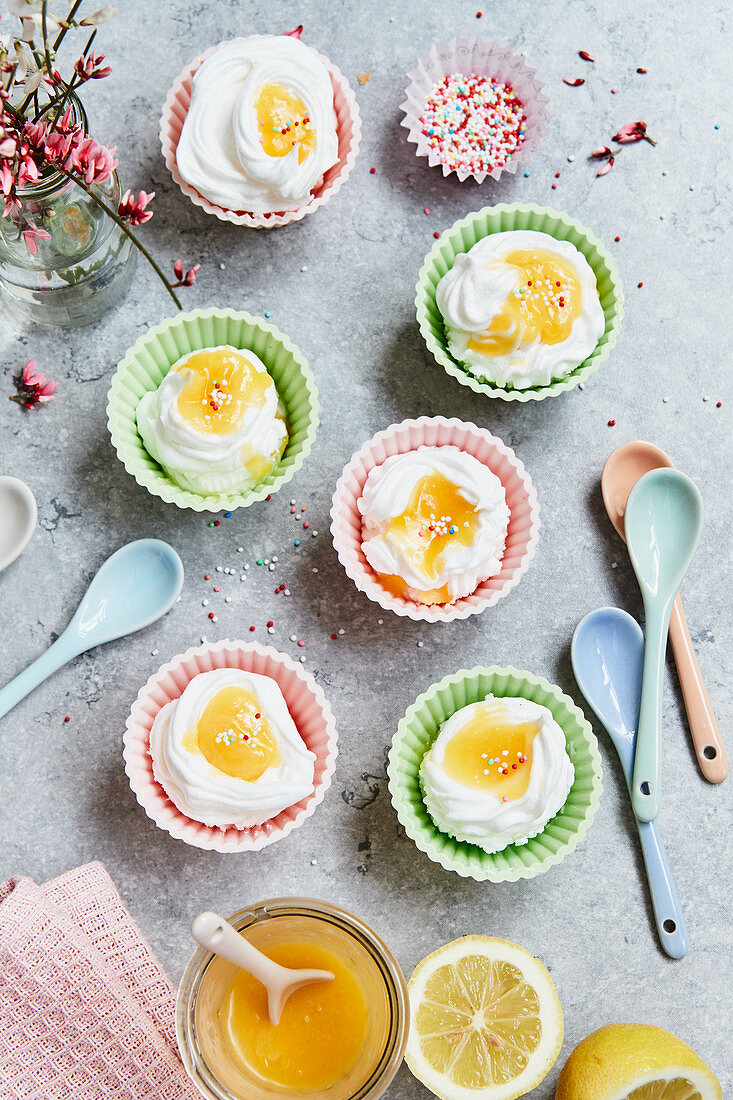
[416,203,624,402]
[160,38,361,228]
[330,416,540,622]
[123,639,338,852]
[388,665,602,882]
[107,307,319,512]
[400,38,550,184]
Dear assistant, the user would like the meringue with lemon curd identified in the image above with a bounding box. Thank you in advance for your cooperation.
[420,695,574,853]
[135,345,287,495]
[358,446,509,605]
[149,668,316,829]
[436,229,605,389]
[176,35,339,214]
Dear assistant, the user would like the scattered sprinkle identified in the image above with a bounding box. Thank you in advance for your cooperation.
[433,231,440,238]
[423,207,430,215]
[264,310,271,318]
[369,166,376,174]
[611,87,618,94]
[64,716,71,723]
[608,418,616,426]
[637,281,643,288]
[636,67,647,74]
[614,235,620,241]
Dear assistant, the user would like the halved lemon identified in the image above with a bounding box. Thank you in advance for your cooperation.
[555,1023,722,1100]
[405,935,564,1100]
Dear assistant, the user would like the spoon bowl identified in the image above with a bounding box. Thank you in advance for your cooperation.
[191,910,334,1026]
[0,539,184,721]
[601,441,726,784]
[572,608,688,958]
[0,476,37,572]
[601,440,673,541]
[625,469,703,820]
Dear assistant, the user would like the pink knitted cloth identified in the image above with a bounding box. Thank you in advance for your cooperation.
[0,862,199,1100]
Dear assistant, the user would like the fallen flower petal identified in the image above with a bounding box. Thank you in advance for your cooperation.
[11,359,58,409]
[578,50,595,62]
[596,156,615,176]
[283,25,303,38]
[563,77,585,86]
[590,145,613,158]
[612,120,647,143]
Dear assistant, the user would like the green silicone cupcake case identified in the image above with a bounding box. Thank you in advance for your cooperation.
[107,307,319,511]
[416,203,625,402]
[388,665,603,882]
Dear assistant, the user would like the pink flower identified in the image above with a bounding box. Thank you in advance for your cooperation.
[590,145,612,158]
[596,156,615,177]
[11,359,57,409]
[73,51,112,81]
[21,222,51,254]
[70,135,117,184]
[283,24,303,38]
[612,121,648,143]
[172,259,200,287]
[118,188,154,226]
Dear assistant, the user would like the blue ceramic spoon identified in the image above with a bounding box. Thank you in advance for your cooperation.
[624,468,703,822]
[0,539,184,720]
[572,607,689,959]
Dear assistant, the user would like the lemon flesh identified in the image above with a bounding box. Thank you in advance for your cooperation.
[406,935,563,1100]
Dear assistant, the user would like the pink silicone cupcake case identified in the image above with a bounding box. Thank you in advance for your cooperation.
[330,416,540,623]
[160,38,361,228]
[123,640,338,852]
[400,37,550,184]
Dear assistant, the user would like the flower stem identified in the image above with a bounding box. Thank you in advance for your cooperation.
[41,0,53,74]
[51,162,182,309]
[54,0,84,52]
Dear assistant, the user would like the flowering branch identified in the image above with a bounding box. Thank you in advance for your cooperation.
[0,0,198,310]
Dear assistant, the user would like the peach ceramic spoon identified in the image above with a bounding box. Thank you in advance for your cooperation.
[601,442,727,784]
[191,911,334,1026]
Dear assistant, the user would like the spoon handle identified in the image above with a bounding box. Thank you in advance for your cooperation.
[633,604,669,821]
[191,911,289,988]
[0,633,80,721]
[669,595,728,783]
[636,817,689,958]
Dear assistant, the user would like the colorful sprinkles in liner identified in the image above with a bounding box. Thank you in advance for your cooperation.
[419,73,527,174]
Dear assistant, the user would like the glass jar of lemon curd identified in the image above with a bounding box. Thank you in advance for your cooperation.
[176,898,409,1100]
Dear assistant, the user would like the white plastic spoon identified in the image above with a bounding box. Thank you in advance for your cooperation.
[191,911,334,1026]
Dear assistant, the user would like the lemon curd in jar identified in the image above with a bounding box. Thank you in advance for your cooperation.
[190,907,400,1100]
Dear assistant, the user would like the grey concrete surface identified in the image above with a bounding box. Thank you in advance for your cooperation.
[1,0,731,1095]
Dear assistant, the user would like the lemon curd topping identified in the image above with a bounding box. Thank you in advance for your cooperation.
[442,704,540,802]
[174,348,272,435]
[255,82,317,164]
[378,471,478,603]
[183,686,281,781]
[221,941,368,1091]
[467,249,582,359]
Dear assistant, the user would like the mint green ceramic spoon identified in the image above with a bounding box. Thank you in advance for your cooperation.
[625,469,703,821]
